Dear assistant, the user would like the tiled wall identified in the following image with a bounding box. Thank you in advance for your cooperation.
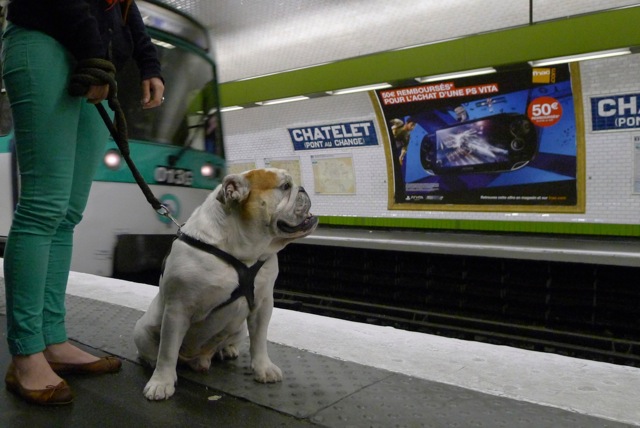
[580,54,640,224]
[222,52,640,226]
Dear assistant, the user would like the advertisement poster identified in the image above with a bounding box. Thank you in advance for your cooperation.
[311,153,356,194]
[264,156,303,186]
[374,64,584,212]
[226,160,256,175]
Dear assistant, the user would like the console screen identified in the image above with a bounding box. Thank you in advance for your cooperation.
[435,120,510,169]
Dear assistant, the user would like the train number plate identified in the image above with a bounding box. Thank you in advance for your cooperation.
[154,166,194,187]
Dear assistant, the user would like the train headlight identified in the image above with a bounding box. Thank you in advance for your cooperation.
[104,149,122,170]
[201,162,216,178]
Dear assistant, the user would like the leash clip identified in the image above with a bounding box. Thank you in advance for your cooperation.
[157,204,181,229]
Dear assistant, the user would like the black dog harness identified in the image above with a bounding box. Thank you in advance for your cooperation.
[174,230,266,311]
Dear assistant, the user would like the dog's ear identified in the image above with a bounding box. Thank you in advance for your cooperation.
[216,174,251,205]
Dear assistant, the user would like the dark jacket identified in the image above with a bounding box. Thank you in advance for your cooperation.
[6,0,161,80]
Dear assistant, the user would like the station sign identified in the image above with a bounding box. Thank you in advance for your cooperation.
[288,120,378,151]
[590,93,640,131]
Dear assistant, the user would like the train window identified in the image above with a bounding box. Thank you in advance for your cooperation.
[115,40,223,156]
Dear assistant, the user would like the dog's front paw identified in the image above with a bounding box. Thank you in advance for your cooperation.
[143,374,177,400]
[251,359,283,383]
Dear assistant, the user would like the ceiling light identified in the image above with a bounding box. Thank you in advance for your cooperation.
[151,38,175,49]
[235,63,331,82]
[529,48,631,67]
[415,67,496,83]
[256,96,309,106]
[326,83,392,95]
[220,106,244,112]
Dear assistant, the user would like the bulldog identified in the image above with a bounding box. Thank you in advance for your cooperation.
[133,168,318,400]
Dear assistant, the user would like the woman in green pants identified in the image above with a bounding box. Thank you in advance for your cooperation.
[2,0,164,405]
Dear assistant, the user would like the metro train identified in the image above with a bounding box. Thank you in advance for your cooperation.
[1,0,639,368]
[0,1,226,277]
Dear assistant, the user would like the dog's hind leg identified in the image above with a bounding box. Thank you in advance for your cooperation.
[133,295,163,367]
[217,326,247,360]
[217,344,240,360]
[182,351,215,373]
[133,320,159,367]
[142,305,191,400]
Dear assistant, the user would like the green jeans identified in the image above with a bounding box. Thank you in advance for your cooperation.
[2,24,111,355]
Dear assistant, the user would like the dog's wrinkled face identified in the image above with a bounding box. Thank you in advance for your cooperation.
[216,168,318,241]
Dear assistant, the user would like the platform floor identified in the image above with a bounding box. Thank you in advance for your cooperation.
[1,262,639,427]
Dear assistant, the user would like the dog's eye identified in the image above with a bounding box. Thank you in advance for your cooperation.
[281,182,291,191]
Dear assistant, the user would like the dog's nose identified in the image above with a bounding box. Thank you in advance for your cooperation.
[298,186,307,193]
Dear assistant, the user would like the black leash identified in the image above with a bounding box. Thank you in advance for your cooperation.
[68,59,179,227]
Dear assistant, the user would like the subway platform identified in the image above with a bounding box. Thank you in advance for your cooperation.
[0,260,638,427]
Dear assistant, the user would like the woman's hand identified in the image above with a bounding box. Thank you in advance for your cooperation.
[141,77,165,109]
[85,84,110,104]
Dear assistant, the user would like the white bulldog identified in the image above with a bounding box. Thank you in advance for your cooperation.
[133,168,318,400]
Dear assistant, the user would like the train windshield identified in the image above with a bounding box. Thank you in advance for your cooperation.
[116,40,223,157]
[0,0,224,157]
